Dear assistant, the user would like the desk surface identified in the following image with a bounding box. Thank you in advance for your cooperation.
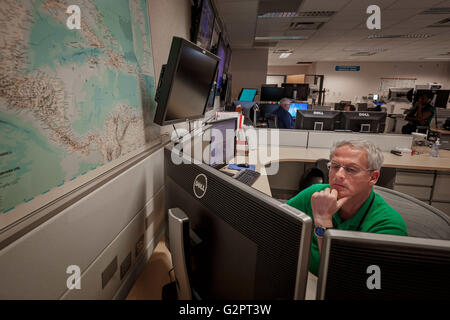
[228,146,450,198]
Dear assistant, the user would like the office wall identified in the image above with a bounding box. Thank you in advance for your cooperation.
[314,61,450,103]
[148,0,192,84]
[230,48,269,101]
[267,64,316,76]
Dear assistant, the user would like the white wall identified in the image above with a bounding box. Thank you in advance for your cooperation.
[230,48,269,101]
[314,61,450,104]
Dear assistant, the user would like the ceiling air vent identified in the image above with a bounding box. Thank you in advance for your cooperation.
[350,52,377,56]
[253,41,278,47]
[289,21,324,30]
[296,62,313,65]
[273,49,293,53]
[420,7,450,14]
[259,11,336,18]
[428,18,450,28]
[258,0,303,16]
[368,34,433,39]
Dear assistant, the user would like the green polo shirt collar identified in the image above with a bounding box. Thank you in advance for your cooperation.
[332,189,375,231]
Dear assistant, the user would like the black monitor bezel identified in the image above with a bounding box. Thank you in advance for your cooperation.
[260,86,286,102]
[154,37,220,126]
[193,0,216,50]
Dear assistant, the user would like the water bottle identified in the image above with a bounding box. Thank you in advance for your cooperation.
[430,138,440,158]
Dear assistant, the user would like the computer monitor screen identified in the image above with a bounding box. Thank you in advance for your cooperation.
[260,86,285,102]
[210,20,220,53]
[238,88,257,102]
[224,45,232,75]
[206,118,237,167]
[317,230,450,300]
[259,103,279,119]
[434,90,449,108]
[164,147,313,299]
[289,102,308,118]
[195,0,215,50]
[340,111,387,133]
[373,94,379,101]
[154,37,220,126]
[282,83,309,100]
[220,73,232,106]
[295,110,341,131]
[216,37,226,90]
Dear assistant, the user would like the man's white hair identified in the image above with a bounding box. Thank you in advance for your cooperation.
[330,139,384,170]
[280,97,291,105]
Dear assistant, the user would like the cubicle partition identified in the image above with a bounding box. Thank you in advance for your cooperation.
[307,131,413,151]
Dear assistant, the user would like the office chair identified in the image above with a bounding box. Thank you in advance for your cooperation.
[298,159,329,192]
[374,186,450,240]
[265,114,278,128]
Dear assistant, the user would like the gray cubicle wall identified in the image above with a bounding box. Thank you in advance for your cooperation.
[0,148,166,299]
[256,129,308,147]
[307,131,413,151]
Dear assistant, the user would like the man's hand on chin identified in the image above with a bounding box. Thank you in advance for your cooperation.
[311,188,349,227]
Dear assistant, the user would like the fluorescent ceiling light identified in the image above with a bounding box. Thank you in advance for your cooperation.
[279,53,292,58]
[423,57,450,60]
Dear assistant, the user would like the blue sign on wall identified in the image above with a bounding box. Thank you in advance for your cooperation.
[335,66,360,71]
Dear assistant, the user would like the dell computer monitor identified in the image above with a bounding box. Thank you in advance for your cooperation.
[260,86,285,102]
[238,88,257,102]
[340,111,387,133]
[194,0,215,50]
[154,37,220,126]
[295,110,341,131]
[282,83,309,100]
[289,102,308,118]
[317,230,450,300]
[259,103,280,119]
[164,146,313,299]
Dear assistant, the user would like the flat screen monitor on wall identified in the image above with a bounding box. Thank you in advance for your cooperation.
[194,0,215,50]
[154,37,220,126]
[216,36,227,90]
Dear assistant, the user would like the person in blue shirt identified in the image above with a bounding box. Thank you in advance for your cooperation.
[273,98,294,129]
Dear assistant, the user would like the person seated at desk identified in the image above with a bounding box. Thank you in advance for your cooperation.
[272,97,294,129]
[286,140,408,276]
[402,92,435,134]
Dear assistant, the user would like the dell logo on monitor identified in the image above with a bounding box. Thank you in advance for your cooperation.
[359,113,370,117]
[193,174,208,199]
[313,111,324,115]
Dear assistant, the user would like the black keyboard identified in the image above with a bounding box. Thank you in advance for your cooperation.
[233,169,261,186]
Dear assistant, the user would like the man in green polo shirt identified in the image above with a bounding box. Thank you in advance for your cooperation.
[287,139,408,276]
[402,92,435,134]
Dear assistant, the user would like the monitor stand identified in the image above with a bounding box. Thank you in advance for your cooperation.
[167,208,192,300]
[314,122,324,131]
[360,124,371,132]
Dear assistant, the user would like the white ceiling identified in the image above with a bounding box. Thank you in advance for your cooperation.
[215,0,450,64]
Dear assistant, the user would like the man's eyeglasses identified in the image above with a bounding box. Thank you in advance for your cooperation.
[326,161,374,176]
